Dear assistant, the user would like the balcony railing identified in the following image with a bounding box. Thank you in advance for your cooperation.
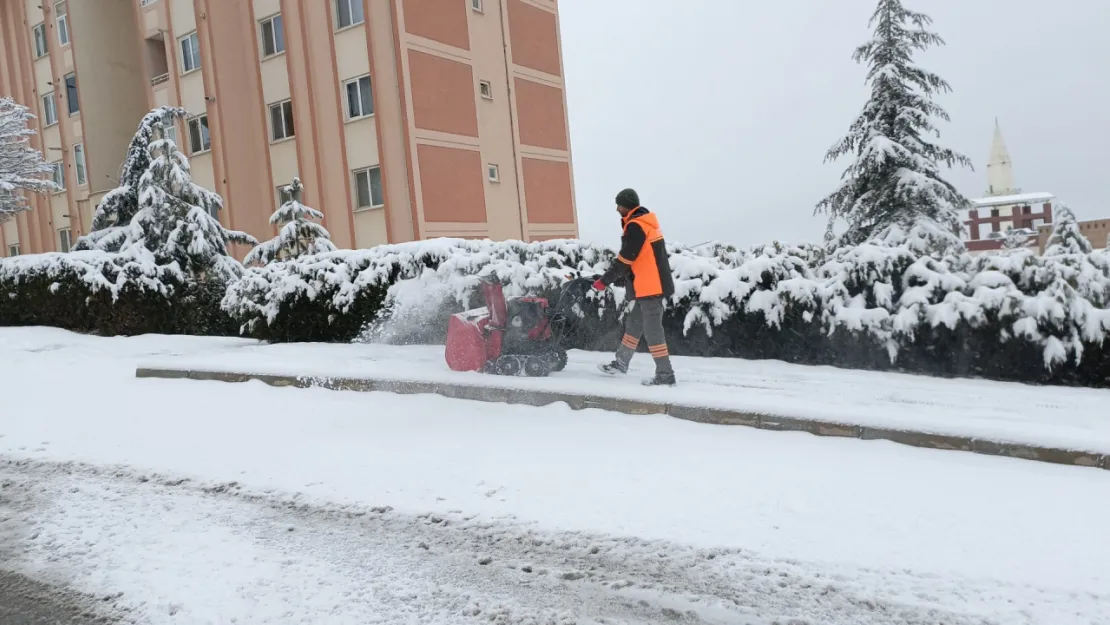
[150,73,170,86]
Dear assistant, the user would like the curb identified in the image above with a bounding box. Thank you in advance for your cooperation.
[135,367,1109,472]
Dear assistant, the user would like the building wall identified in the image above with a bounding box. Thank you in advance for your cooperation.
[1036,218,1110,253]
[1,0,578,257]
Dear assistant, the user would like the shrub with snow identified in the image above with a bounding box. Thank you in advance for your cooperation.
[0,251,233,336]
[221,225,1110,386]
[244,178,337,267]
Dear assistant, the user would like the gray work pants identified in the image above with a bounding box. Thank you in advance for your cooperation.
[615,297,673,374]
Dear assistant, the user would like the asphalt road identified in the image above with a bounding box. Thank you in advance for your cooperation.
[0,569,116,625]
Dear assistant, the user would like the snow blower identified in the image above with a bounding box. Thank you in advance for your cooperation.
[444,276,595,377]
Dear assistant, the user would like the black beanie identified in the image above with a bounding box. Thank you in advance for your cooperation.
[615,188,640,209]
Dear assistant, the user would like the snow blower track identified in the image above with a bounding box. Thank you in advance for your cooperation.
[134,366,1109,471]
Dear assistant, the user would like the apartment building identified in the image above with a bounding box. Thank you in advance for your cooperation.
[0,0,578,256]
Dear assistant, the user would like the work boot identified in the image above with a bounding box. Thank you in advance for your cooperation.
[642,371,676,387]
[597,360,628,375]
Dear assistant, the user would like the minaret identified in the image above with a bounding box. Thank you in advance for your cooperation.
[985,119,1017,197]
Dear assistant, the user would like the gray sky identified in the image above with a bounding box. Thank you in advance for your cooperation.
[559,0,1110,248]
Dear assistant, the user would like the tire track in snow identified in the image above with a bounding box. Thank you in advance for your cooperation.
[1,457,1100,625]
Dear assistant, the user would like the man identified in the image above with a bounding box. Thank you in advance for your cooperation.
[592,188,677,386]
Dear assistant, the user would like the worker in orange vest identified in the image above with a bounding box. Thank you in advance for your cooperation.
[592,188,676,386]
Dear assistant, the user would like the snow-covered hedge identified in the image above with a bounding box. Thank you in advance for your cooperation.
[0,252,235,336]
[4,225,1109,386]
[220,229,1110,386]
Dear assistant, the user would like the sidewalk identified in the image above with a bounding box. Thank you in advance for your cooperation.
[134,338,1110,468]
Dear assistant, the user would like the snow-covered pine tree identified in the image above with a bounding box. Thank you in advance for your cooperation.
[1001,227,1034,251]
[74,106,188,251]
[244,177,337,266]
[0,97,58,220]
[1043,206,1093,257]
[816,0,971,251]
[120,122,257,281]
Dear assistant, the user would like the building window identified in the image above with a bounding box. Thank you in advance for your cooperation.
[64,73,79,115]
[32,23,48,58]
[57,228,71,253]
[54,1,69,46]
[73,143,87,186]
[472,0,483,12]
[164,124,177,147]
[188,114,211,154]
[7,244,18,257]
[51,162,65,190]
[41,93,57,126]
[180,32,201,74]
[479,80,492,100]
[487,164,500,182]
[353,166,384,209]
[269,100,295,141]
[276,184,293,206]
[335,0,365,29]
[344,75,373,119]
[260,14,285,57]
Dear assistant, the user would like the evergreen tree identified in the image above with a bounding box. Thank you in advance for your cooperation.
[75,106,188,251]
[0,97,57,219]
[816,0,971,250]
[120,123,257,281]
[1043,206,1092,257]
[244,177,337,266]
[1001,227,1033,251]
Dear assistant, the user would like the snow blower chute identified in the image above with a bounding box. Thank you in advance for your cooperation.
[445,276,594,377]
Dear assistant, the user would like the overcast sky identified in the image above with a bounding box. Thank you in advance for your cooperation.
[558,0,1110,248]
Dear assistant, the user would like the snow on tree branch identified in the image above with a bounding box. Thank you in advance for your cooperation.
[244,177,337,267]
[118,122,257,282]
[74,106,189,251]
[0,97,58,221]
[816,0,972,252]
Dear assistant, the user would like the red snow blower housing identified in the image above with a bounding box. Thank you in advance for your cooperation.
[445,276,594,377]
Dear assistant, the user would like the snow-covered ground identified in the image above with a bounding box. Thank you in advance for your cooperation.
[1,327,1109,624]
[133,328,1110,455]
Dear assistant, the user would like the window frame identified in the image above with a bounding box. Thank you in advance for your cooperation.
[353,166,384,210]
[335,0,365,30]
[32,23,48,58]
[7,244,19,257]
[479,80,493,100]
[179,31,201,74]
[50,161,65,191]
[73,143,87,186]
[269,99,295,142]
[54,1,69,46]
[41,92,57,126]
[164,124,178,147]
[471,0,483,12]
[343,75,374,120]
[276,184,293,207]
[57,227,71,253]
[259,13,285,58]
[187,114,211,154]
[487,164,500,183]
[64,72,79,116]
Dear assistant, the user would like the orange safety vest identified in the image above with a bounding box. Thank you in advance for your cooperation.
[620,211,667,298]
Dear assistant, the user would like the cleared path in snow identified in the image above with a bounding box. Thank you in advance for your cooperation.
[3,458,1097,625]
